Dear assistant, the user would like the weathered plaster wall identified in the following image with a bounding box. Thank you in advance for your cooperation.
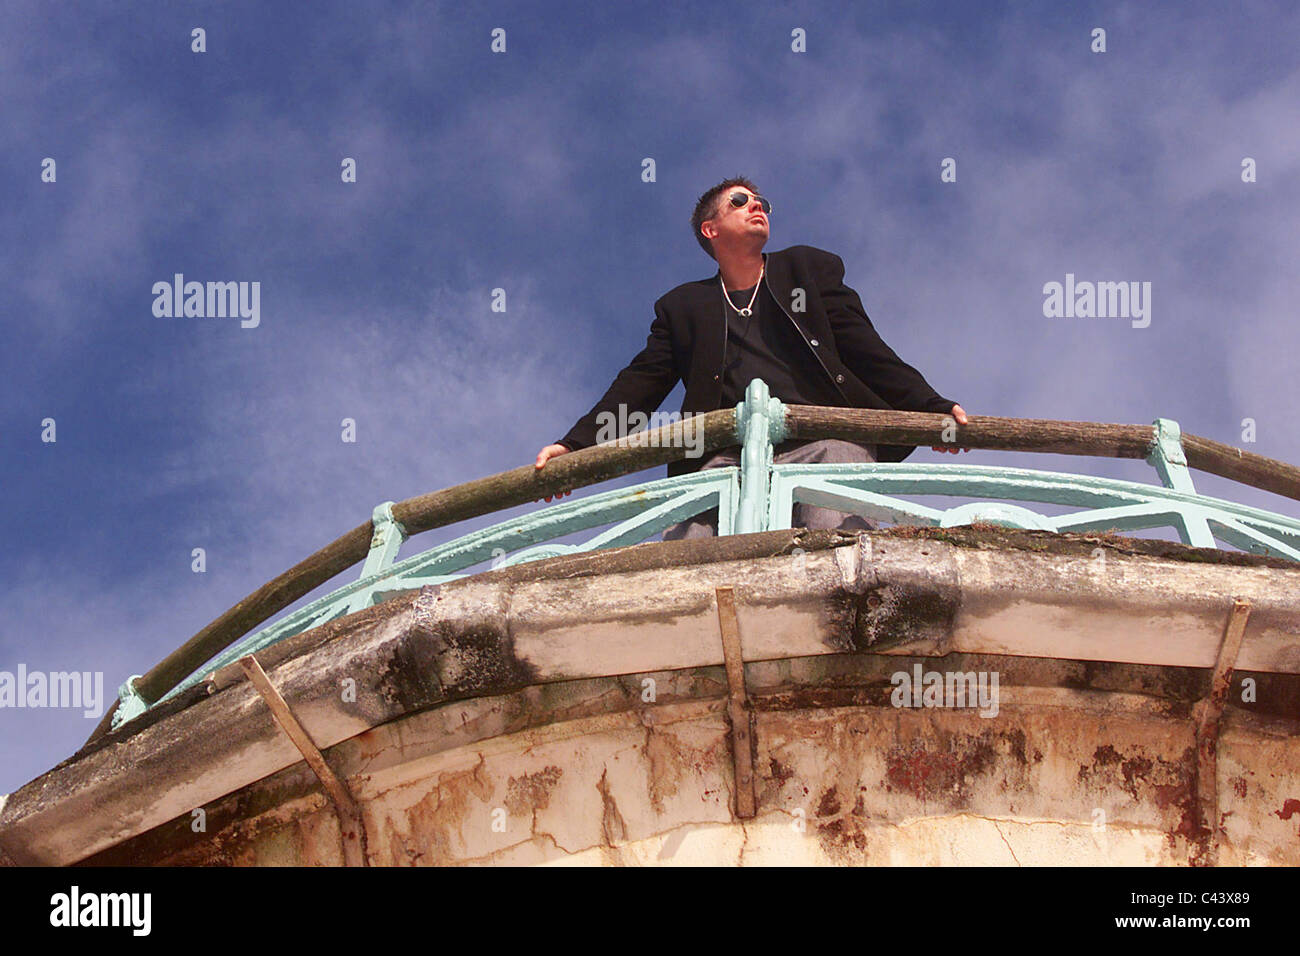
[2,526,1296,867]
[87,655,1299,866]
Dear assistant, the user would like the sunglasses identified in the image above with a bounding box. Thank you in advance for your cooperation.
[728,191,772,215]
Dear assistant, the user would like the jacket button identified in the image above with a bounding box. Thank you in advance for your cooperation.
[810,339,819,347]
[835,374,844,383]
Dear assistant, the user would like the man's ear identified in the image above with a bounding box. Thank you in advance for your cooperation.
[700,220,717,242]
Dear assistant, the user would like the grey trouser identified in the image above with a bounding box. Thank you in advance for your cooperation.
[661,438,881,541]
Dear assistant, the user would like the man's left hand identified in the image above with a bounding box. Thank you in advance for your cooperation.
[931,404,971,454]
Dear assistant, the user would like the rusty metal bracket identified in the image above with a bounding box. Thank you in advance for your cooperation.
[715,587,756,819]
[1191,598,1252,865]
[238,655,369,867]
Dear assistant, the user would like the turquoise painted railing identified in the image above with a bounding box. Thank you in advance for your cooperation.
[111,379,1300,728]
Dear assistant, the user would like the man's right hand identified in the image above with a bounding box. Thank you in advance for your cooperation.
[534,444,574,502]
[931,404,972,454]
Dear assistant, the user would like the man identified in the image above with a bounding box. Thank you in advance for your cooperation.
[533,176,968,538]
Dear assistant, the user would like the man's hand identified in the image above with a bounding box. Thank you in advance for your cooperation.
[534,443,574,502]
[931,404,971,455]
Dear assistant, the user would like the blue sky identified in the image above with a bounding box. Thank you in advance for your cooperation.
[3,0,1298,795]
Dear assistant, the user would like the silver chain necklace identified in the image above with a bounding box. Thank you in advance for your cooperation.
[720,261,764,316]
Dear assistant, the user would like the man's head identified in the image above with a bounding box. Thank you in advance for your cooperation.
[691,177,771,260]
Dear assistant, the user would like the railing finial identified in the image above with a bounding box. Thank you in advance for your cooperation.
[1148,418,1197,494]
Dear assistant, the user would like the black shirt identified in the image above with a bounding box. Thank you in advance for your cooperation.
[719,281,844,410]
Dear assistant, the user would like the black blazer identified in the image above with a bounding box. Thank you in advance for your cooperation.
[556,244,958,478]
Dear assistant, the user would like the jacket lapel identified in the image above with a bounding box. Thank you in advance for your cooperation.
[762,248,793,309]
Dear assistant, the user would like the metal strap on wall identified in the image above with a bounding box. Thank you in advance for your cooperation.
[238,655,369,867]
[715,587,756,819]
[1191,598,1252,866]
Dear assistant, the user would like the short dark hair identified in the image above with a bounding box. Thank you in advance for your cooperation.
[691,176,760,260]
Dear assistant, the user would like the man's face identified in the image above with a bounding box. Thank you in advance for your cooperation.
[702,186,770,252]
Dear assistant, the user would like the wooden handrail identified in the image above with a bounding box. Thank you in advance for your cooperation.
[83,407,1300,748]
[1182,433,1300,502]
[781,407,1300,501]
[784,407,1153,458]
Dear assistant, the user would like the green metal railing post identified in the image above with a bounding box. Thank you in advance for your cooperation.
[1147,418,1215,547]
[734,379,786,534]
[1148,419,1197,494]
